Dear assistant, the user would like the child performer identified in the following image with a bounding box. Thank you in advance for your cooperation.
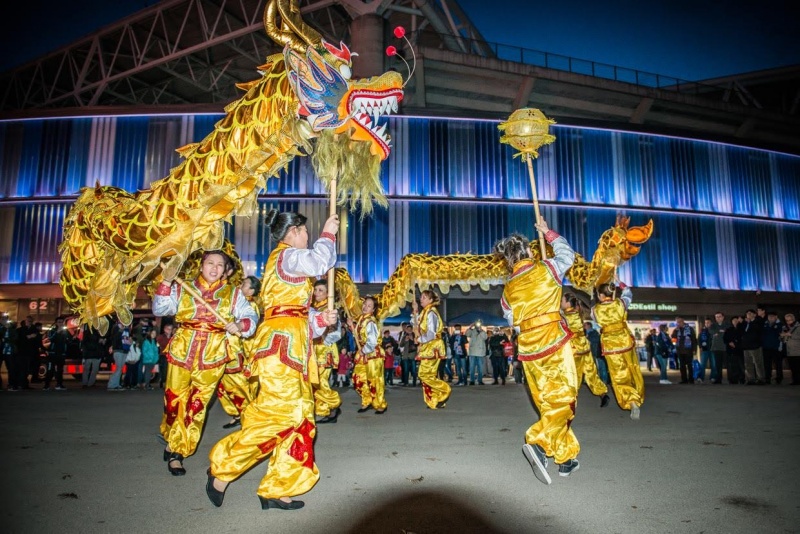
[153,250,258,476]
[494,217,579,485]
[312,279,342,424]
[591,281,645,420]
[206,210,339,511]
[411,290,451,409]
[351,296,387,414]
[218,275,262,429]
[562,293,610,407]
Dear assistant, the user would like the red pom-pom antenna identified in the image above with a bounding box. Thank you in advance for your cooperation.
[389,26,416,87]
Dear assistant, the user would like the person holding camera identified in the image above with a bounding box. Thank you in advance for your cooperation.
[466,321,487,385]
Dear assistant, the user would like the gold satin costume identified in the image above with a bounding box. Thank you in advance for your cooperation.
[217,298,261,419]
[501,254,579,465]
[592,298,645,410]
[209,239,335,499]
[416,305,451,409]
[312,298,341,417]
[155,278,255,457]
[564,309,608,397]
[354,313,387,411]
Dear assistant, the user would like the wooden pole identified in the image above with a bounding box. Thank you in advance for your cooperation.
[327,178,337,311]
[525,155,547,259]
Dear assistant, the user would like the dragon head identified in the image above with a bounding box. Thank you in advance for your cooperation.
[285,42,403,161]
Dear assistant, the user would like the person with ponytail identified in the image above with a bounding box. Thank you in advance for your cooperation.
[207,209,339,511]
[311,279,343,424]
[411,289,451,409]
[591,281,645,420]
[153,250,258,477]
[350,295,387,414]
[217,275,263,430]
[561,293,610,407]
[494,217,579,485]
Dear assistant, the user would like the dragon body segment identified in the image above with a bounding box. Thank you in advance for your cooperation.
[333,217,654,323]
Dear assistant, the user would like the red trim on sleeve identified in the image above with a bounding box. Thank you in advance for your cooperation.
[315,313,327,329]
[542,259,562,284]
[544,230,560,243]
[320,232,336,242]
[240,318,252,332]
[155,283,172,296]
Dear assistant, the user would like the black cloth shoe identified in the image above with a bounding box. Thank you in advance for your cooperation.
[600,394,610,408]
[558,459,580,477]
[222,417,241,429]
[259,497,304,510]
[163,448,171,462]
[206,469,226,507]
[167,453,186,476]
[357,406,370,413]
[375,408,387,414]
[522,443,551,485]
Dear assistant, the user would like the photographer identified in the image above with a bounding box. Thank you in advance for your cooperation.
[466,322,487,385]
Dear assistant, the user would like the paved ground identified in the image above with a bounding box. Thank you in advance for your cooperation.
[1,370,799,534]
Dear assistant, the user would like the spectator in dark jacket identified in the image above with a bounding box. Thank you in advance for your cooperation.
[739,309,765,384]
[671,318,697,384]
[709,312,729,384]
[450,324,468,386]
[81,325,104,388]
[655,324,674,384]
[724,316,745,384]
[43,317,69,391]
[584,322,606,383]
[761,312,783,384]
[487,328,509,385]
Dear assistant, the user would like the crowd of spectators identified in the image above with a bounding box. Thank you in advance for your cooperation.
[2,303,799,391]
[642,306,800,386]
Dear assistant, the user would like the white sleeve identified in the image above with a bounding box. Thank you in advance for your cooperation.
[152,284,179,317]
[232,290,258,338]
[500,295,519,333]
[309,308,329,339]
[546,235,575,280]
[419,313,438,343]
[324,321,342,345]
[280,236,336,278]
[362,321,379,354]
[620,286,633,310]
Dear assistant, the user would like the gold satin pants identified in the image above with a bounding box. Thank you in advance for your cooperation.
[352,362,372,409]
[522,343,580,465]
[418,359,451,409]
[575,353,608,397]
[160,362,226,457]
[208,355,318,499]
[605,348,645,410]
[314,367,341,417]
[217,371,256,418]
[366,358,387,411]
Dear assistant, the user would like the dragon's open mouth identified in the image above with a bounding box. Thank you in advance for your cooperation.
[348,90,403,158]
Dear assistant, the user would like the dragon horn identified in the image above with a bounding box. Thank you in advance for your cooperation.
[264,0,322,53]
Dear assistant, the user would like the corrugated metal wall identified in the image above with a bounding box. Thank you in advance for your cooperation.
[0,115,798,291]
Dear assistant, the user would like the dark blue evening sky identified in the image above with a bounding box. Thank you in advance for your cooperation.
[1,0,797,80]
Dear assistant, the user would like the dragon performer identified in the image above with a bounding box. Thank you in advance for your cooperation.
[59,0,403,334]
[332,216,654,324]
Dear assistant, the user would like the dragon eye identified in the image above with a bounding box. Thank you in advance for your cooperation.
[338,64,352,80]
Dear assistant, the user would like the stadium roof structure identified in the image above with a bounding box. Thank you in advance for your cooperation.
[1,0,798,154]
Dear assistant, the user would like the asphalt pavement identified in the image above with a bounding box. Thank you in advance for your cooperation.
[1,370,799,534]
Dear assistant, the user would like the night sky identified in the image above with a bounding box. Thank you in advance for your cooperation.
[1,0,797,80]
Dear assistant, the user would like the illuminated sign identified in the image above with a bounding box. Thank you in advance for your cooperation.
[628,302,679,313]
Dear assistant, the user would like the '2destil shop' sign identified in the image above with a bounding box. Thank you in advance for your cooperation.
[628,302,679,313]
